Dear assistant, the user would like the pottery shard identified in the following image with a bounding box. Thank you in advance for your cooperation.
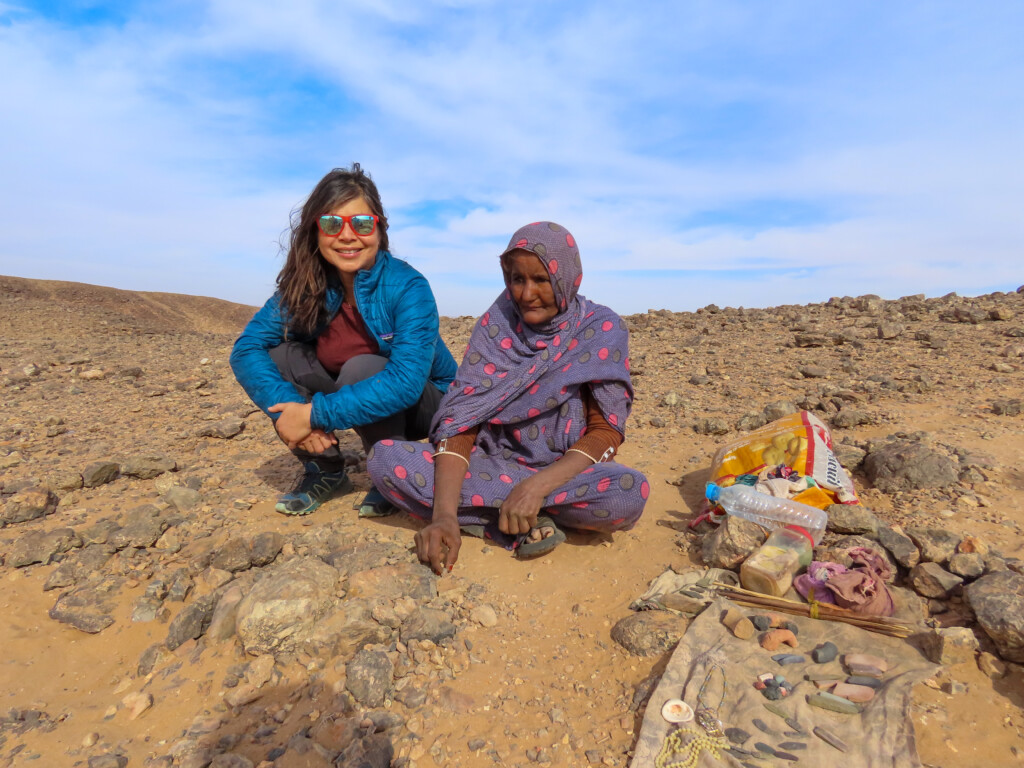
[701,516,766,570]
[964,571,1024,662]
[908,562,963,599]
[2,487,58,525]
[862,440,958,493]
[760,629,798,651]
[234,557,339,656]
[721,608,755,640]
[920,626,979,666]
[611,611,689,657]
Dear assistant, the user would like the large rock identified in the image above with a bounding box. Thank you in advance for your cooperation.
[611,612,689,657]
[919,627,979,666]
[701,517,766,569]
[965,571,1024,662]
[8,528,82,567]
[863,440,958,492]
[825,504,879,536]
[234,557,339,656]
[346,649,394,708]
[400,607,457,645]
[120,455,177,479]
[300,598,391,658]
[877,526,920,569]
[49,576,124,633]
[166,593,220,650]
[347,563,437,602]
[81,461,120,488]
[906,527,961,565]
[908,562,963,599]
[1,488,58,525]
[43,544,114,591]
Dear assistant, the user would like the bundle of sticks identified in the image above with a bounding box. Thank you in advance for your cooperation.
[712,582,914,637]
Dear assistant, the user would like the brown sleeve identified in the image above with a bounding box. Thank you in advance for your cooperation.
[435,425,480,462]
[568,386,623,463]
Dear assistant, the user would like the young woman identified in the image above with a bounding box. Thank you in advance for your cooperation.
[367,221,649,572]
[231,164,456,515]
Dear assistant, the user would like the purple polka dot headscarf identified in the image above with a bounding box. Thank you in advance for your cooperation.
[431,221,633,443]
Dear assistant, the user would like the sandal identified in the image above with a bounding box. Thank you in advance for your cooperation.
[356,487,398,518]
[514,515,566,559]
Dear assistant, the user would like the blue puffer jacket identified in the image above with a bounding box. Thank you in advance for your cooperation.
[230,251,457,432]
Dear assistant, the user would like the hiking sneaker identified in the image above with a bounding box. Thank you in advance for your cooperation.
[275,461,352,516]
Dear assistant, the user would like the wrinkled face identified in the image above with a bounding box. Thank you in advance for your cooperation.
[504,250,558,327]
[317,196,380,277]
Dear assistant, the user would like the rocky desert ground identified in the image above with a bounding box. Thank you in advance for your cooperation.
[1,274,1022,768]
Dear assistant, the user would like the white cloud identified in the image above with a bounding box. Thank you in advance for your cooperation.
[0,1,1022,315]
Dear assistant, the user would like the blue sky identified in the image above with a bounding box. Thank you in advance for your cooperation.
[1,1,1021,316]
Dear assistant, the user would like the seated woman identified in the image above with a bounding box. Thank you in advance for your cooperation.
[367,221,649,572]
[230,164,456,516]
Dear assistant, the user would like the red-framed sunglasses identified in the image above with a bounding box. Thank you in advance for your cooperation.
[317,214,378,237]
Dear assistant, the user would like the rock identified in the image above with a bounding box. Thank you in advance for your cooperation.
[120,454,177,479]
[211,538,253,572]
[336,733,394,768]
[991,398,1022,416]
[109,506,168,549]
[166,593,219,650]
[224,683,263,708]
[310,713,362,753]
[833,443,866,471]
[919,627,979,666]
[82,461,120,487]
[234,557,340,656]
[470,604,499,627]
[906,527,961,565]
[207,585,244,642]
[8,527,82,567]
[812,642,838,663]
[49,576,123,633]
[964,571,1024,662]
[701,517,766,569]
[876,322,904,339]
[346,649,394,707]
[300,598,391,658]
[87,756,128,768]
[209,755,254,768]
[908,562,963,599]
[735,412,768,432]
[347,563,437,602]
[794,333,830,348]
[863,440,959,492]
[831,409,871,429]
[825,504,879,536]
[197,418,245,439]
[977,652,1007,679]
[610,611,688,656]
[46,470,84,492]
[246,654,276,688]
[693,417,730,436]
[876,526,920,569]
[948,552,985,580]
[122,691,154,720]
[1,487,58,524]
[164,485,201,512]
[250,532,284,567]
[400,607,457,645]
[44,544,114,591]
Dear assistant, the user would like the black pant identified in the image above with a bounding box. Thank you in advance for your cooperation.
[269,343,442,469]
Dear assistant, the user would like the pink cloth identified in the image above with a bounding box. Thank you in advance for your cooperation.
[794,546,895,617]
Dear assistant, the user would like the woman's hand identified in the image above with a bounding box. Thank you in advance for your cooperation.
[499,475,547,535]
[415,517,462,575]
[298,428,337,454]
[268,401,314,448]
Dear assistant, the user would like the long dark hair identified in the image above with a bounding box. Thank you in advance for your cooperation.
[276,163,390,336]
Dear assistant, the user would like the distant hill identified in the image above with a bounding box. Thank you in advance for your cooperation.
[0,275,258,338]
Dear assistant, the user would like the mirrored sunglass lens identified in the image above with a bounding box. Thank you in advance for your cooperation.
[351,215,375,235]
[320,216,343,235]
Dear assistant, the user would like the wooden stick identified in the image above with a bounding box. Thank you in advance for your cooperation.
[712,582,914,637]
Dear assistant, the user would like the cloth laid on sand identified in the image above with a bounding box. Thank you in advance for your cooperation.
[795,547,896,617]
[630,568,739,614]
[629,598,936,768]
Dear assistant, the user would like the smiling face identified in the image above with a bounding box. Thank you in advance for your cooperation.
[317,195,380,279]
[504,250,559,327]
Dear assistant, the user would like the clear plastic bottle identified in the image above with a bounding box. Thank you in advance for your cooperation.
[705,482,827,545]
[740,526,815,596]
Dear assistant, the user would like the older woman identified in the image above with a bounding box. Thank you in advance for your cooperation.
[367,221,648,572]
[231,164,456,516]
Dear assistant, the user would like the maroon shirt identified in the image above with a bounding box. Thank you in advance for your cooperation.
[316,302,379,376]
